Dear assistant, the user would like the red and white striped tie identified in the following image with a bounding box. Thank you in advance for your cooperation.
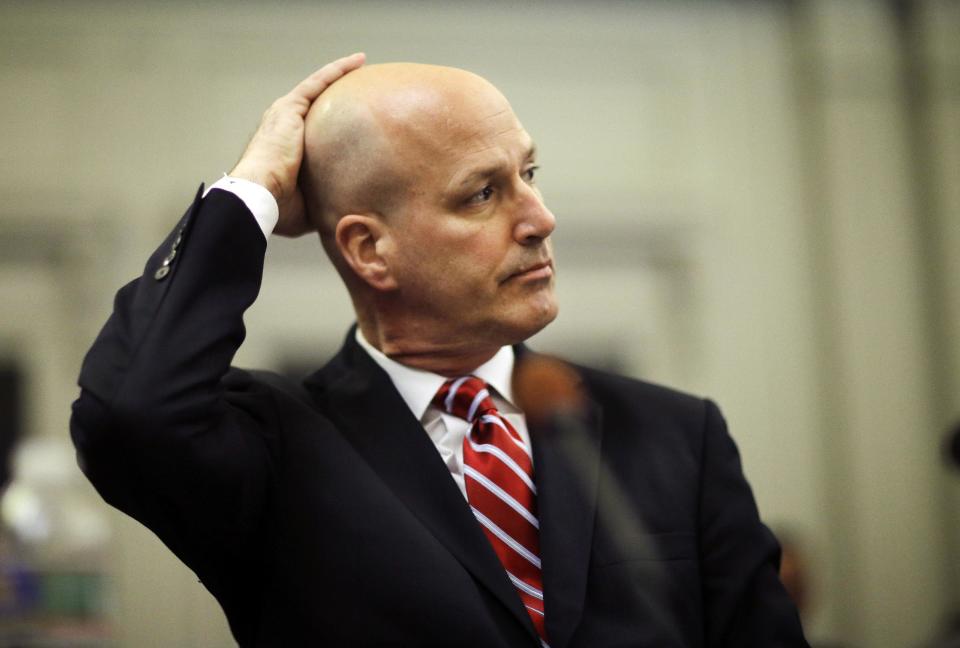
[434,376,548,645]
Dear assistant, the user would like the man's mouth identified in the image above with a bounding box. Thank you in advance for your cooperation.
[504,260,553,283]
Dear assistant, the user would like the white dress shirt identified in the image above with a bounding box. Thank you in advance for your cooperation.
[208,176,534,499]
[355,329,533,499]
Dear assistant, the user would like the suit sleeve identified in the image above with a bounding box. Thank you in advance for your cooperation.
[70,186,278,575]
[698,400,810,647]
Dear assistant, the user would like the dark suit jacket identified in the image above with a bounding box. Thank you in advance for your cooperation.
[70,187,808,647]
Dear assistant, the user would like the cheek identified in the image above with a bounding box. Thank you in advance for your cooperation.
[396,218,508,291]
[462,226,512,270]
[436,234,504,281]
[398,247,483,305]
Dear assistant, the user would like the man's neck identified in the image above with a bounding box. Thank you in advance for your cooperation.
[357,322,500,377]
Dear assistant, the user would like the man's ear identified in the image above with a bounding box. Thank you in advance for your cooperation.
[335,214,398,291]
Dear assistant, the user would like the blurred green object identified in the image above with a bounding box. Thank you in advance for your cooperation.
[40,571,104,619]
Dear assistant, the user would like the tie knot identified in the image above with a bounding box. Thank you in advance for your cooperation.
[434,376,496,423]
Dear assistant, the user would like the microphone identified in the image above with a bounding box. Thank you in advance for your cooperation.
[512,354,586,428]
[514,354,683,645]
[514,354,663,562]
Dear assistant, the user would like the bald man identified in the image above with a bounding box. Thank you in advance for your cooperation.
[71,55,808,647]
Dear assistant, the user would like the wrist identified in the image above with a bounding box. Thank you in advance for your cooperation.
[228,163,281,201]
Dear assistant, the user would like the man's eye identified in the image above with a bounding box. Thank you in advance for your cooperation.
[523,166,539,183]
[469,185,494,204]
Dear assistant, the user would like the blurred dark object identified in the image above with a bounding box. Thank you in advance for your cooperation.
[921,612,960,648]
[0,364,22,491]
[946,421,960,471]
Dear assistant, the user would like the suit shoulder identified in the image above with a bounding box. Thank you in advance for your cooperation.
[573,363,712,429]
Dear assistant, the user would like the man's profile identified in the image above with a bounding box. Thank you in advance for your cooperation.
[299,61,558,375]
[70,53,808,647]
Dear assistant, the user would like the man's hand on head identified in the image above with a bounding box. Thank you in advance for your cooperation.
[229,52,366,237]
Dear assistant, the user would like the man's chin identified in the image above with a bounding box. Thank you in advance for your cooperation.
[499,299,559,345]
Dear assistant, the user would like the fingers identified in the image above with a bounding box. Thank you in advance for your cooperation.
[287,52,366,107]
[231,52,366,236]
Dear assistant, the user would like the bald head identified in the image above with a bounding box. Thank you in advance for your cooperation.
[297,61,555,366]
[300,63,512,239]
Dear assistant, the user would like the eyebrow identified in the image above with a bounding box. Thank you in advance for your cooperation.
[455,143,537,188]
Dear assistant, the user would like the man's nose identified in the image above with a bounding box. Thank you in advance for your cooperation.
[513,188,556,245]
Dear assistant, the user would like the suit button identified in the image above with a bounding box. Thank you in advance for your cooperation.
[162,250,176,266]
[154,266,170,280]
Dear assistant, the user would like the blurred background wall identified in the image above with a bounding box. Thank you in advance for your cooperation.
[0,1,957,646]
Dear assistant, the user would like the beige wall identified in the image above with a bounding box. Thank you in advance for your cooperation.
[1,1,957,647]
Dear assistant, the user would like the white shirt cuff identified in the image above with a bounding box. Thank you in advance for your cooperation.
[204,175,279,240]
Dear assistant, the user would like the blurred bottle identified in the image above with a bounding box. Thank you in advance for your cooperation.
[0,437,112,647]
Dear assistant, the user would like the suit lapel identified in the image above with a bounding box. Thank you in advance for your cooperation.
[304,333,539,644]
[520,349,604,648]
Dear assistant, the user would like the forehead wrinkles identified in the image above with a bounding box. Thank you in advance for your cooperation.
[383,80,515,142]
[369,80,524,199]
[454,106,516,144]
[391,106,515,154]
[431,113,528,180]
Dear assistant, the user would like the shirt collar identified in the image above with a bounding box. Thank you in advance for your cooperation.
[354,328,517,420]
